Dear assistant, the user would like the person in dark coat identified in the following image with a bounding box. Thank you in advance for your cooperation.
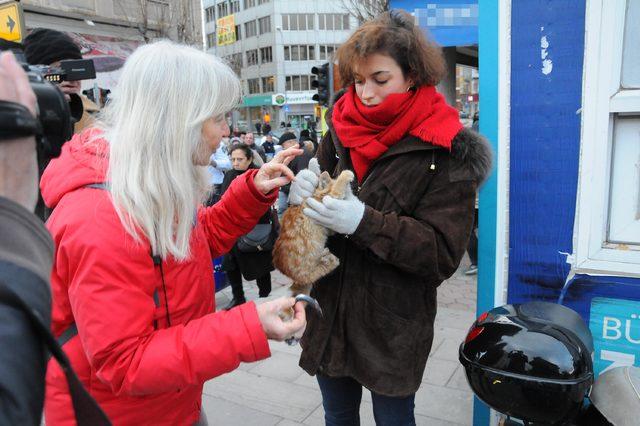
[299,128,318,153]
[222,144,276,309]
[261,133,276,160]
[287,11,493,424]
[276,132,314,216]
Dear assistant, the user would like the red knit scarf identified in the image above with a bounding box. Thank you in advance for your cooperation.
[332,85,463,182]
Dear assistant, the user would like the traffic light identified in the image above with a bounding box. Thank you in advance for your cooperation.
[311,62,333,107]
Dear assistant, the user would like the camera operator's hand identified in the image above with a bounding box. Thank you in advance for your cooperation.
[0,51,39,212]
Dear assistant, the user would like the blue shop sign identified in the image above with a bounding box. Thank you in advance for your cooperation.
[589,297,640,376]
[390,0,478,47]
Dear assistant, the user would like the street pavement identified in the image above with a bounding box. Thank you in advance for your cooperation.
[205,256,478,425]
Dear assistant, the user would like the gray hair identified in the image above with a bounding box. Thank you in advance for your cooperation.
[100,41,241,260]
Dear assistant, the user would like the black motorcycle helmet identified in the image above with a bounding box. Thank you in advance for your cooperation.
[459,302,594,425]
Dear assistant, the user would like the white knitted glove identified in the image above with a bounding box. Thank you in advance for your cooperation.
[303,185,365,235]
[288,158,321,206]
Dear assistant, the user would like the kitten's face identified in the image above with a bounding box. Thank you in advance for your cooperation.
[311,172,342,200]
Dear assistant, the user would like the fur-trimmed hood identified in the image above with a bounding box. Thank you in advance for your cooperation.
[327,88,493,186]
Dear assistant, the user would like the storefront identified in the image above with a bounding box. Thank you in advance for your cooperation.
[272,91,317,128]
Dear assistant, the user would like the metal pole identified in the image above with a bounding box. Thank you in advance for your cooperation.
[277,27,287,126]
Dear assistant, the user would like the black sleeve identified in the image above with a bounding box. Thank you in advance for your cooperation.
[220,170,235,195]
[0,197,54,426]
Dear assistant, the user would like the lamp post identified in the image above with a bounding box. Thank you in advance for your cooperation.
[276,26,287,126]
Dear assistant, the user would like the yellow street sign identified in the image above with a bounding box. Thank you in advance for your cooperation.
[0,2,23,42]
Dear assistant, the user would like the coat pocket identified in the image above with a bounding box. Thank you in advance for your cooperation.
[347,287,419,386]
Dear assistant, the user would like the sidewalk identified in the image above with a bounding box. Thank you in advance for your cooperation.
[204,257,478,425]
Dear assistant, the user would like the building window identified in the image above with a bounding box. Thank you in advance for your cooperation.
[243,0,256,9]
[244,20,257,38]
[235,25,242,40]
[262,76,275,93]
[246,49,259,66]
[319,44,337,60]
[216,2,229,18]
[258,0,269,4]
[258,16,271,34]
[260,46,273,63]
[282,14,314,31]
[286,75,312,91]
[230,0,240,14]
[248,78,260,94]
[206,33,215,48]
[284,44,315,61]
[205,6,215,22]
[226,53,243,76]
[574,0,640,275]
[318,14,350,30]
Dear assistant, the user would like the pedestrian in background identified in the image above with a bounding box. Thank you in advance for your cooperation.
[40,41,306,426]
[245,131,267,165]
[288,11,492,425]
[22,28,100,221]
[276,132,313,217]
[222,144,277,310]
[205,131,232,206]
[261,133,277,161]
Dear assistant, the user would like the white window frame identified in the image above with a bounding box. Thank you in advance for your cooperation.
[573,0,640,277]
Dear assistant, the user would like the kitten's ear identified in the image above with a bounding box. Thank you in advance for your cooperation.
[318,171,331,189]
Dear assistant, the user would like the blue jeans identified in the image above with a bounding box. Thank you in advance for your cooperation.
[316,375,416,426]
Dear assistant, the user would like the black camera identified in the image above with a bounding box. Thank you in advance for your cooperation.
[0,44,96,161]
[26,58,96,159]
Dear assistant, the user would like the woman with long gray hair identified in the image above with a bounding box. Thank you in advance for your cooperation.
[40,41,306,425]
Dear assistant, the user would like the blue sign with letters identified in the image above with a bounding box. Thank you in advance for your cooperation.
[390,0,478,47]
[589,297,640,376]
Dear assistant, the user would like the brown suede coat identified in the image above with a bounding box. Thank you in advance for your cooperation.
[298,94,492,397]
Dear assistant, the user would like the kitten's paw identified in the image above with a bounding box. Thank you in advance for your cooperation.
[322,253,340,271]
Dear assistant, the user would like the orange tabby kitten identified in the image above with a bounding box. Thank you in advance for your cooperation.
[273,169,355,300]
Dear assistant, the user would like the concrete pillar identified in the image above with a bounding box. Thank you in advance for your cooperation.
[437,47,457,107]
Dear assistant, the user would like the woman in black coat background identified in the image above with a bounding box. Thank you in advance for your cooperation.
[221,143,276,309]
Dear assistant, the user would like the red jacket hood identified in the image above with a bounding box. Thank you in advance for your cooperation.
[40,128,109,209]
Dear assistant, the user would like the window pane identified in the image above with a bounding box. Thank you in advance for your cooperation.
[291,14,298,30]
[284,46,290,61]
[608,115,640,244]
[292,45,300,61]
[308,14,314,30]
[319,15,324,30]
[622,0,640,88]
[293,75,301,91]
[334,14,342,30]
[308,45,315,60]
[283,15,289,30]
[326,15,334,30]
[298,14,306,30]
[286,76,291,91]
[343,14,350,30]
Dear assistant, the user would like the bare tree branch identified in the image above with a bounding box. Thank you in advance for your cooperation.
[112,0,201,46]
[339,0,390,25]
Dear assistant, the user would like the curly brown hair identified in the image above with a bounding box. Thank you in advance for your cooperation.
[335,10,446,88]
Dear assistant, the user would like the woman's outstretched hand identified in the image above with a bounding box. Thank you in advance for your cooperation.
[253,146,303,194]
[256,297,307,341]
